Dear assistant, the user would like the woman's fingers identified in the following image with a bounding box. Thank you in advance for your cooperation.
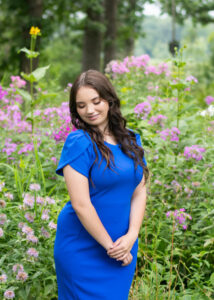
[122,253,133,266]
[116,253,128,261]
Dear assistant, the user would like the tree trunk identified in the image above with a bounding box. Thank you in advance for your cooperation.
[82,7,102,72]
[103,0,118,70]
[124,0,136,56]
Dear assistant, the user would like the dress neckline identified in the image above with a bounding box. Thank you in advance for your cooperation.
[104,141,119,147]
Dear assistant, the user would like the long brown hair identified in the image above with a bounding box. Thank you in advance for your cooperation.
[69,69,149,184]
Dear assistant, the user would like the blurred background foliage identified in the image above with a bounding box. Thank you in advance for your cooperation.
[0,0,214,93]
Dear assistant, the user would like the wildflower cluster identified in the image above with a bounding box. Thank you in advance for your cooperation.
[184,145,206,161]
[105,55,170,76]
[158,127,180,142]
[148,114,167,127]
[134,102,151,120]
[166,208,192,230]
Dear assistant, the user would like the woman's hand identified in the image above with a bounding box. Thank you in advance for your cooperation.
[121,252,133,266]
[107,232,137,261]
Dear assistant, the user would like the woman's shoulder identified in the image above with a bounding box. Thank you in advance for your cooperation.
[63,129,93,152]
[66,129,92,143]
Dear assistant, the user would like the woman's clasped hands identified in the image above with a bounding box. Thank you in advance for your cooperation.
[107,232,137,267]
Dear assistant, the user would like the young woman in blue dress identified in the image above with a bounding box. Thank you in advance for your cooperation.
[54,69,149,300]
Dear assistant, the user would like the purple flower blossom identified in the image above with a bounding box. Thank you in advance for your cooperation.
[0,85,8,100]
[41,209,50,220]
[12,264,24,273]
[0,273,7,282]
[26,247,39,258]
[48,221,57,230]
[0,213,7,225]
[171,180,182,192]
[29,183,41,191]
[36,196,45,205]
[159,127,180,142]
[148,114,167,127]
[0,182,5,191]
[22,225,34,235]
[26,234,38,243]
[4,192,13,200]
[24,212,35,223]
[23,193,34,208]
[0,228,4,237]
[184,145,206,161]
[205,95,214,105]
[18,222,25,229]
[45,196,55,205]
[16,271,28,281]
[166,208,192,230]
[10,75,26,88]
[2,139,17,156]
[41,226,50,238]
[134,102,151,119]
[4,290,15,299]
[186,75,198,83]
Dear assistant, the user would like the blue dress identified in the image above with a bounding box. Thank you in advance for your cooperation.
[54,129,147,300]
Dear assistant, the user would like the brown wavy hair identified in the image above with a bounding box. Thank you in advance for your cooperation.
[69,69,149,185]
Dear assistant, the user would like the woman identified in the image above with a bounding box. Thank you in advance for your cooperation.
[54,70,149,300]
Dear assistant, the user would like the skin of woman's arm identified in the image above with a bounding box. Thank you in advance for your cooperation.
[63,164,114,251]
[107,174,147,260]
[128,174,147,238]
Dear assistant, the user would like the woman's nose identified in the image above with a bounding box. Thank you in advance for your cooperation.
[86,105,95,114]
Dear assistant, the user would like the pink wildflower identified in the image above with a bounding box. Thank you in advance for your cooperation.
[29,183,41,191]
[12,264,24,273]
[16,271,28,281]
[205,96,214,105]
[4,290,15,299]
[26,234,38,243]
[26,247,39,258]
[184,145,206,161]
[186,75,198,83]
[4,192,13,200]
[23,193,34,208]
[22,225,34,235]
[36,196,45,205]
[0,213,7,225]
[0,228,4,237]
[0,273,7,282]
[48,221,57,230]
[24,212,35,223]
[134,102,151,120]
[41,226,50,238]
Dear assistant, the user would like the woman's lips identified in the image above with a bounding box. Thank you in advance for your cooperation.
[88,114,99,120]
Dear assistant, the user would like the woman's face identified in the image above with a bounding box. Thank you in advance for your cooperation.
[76,86,110,132]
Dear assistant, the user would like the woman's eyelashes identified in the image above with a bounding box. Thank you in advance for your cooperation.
[77,100,101,109]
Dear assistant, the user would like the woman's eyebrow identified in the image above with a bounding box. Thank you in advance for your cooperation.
[76,96,100,104]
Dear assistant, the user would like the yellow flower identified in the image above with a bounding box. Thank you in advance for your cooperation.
[29,26,41,36]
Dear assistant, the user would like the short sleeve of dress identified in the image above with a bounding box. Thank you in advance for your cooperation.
[135,132,147,166]
[55,130,94,178]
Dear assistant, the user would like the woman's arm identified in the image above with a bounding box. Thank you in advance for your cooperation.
[128,174,147,238]
[107,174,147,260]
[63,164,114,251]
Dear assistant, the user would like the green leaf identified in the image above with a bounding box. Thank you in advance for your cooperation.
[210,273,214,286]
[16,88,32,102]
[21,72,36,83]
[31,65,50,81]
[18,47,40,58]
